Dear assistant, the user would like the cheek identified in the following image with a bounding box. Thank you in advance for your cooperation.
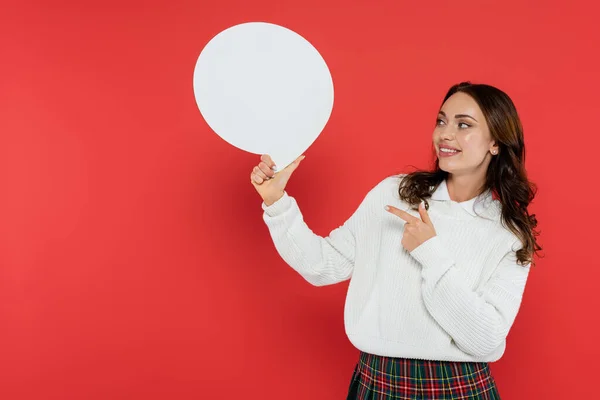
[460,131,487,152]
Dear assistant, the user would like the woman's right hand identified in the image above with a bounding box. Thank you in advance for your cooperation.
[251,154,305,206]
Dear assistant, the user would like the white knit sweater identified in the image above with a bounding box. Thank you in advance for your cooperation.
[261,175,530,362]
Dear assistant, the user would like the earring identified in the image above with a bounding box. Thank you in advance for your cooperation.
[492,150,497,155]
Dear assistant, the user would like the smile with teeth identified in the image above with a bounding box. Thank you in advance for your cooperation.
[440,148,459,153]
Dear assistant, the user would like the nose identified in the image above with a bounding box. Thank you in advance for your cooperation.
[439,127,455,141]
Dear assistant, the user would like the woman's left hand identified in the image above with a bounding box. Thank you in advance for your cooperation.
[385,202,437,252]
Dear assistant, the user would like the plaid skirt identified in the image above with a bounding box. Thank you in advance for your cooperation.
[346,352,500,400]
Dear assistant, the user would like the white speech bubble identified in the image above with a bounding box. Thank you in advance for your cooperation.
[193,22,334,171]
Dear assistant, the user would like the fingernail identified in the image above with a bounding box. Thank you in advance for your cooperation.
[384,206,390,211]
[420,200,425,208]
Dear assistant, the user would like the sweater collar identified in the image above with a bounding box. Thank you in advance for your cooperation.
[430,179,496,217]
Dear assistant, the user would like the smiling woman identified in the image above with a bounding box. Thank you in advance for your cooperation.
[250,82,540,399]
[250,81,541,399]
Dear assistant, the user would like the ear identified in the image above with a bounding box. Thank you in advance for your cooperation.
[490,142,499,155]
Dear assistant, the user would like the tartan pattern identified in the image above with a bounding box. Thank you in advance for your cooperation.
[346,352,501,400]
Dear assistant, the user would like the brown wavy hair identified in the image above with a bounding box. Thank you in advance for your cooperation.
[399,82,541,266]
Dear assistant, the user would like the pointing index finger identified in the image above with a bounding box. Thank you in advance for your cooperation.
[385,205,420,223]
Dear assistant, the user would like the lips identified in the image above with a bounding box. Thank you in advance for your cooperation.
[438,144,461,152]
[438,144,461,157]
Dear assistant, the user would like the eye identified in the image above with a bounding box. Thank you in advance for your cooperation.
[458,122,471,129]
[436,118,446,126]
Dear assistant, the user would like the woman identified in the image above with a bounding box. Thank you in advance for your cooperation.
[250,82,541,399]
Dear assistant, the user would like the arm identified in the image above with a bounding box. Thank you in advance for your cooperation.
[410,237,530,357]
[261,182,381,286]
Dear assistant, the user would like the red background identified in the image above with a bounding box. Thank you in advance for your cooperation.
[2,1,599,399]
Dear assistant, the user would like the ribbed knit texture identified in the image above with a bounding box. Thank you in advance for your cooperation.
[261,175,530,362]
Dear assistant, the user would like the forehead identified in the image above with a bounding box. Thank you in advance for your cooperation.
[440,92,483,117]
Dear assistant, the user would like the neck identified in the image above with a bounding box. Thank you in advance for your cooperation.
[446,174,486,202]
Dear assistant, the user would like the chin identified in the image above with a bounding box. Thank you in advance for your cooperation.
[437,158,459,173]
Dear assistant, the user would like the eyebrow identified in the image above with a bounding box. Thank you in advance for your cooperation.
[438,110,478,122]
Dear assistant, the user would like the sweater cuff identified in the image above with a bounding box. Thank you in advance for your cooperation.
[262,192,293,217]
[409,236,455,270]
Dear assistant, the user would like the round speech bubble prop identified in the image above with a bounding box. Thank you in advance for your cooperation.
[193,22,334,171]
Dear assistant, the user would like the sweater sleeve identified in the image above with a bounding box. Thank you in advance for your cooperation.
[261,181,382,286]
[409,236,530,358]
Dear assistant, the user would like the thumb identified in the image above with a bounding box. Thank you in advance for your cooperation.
[278,155,305,179]
[418,201,433,226]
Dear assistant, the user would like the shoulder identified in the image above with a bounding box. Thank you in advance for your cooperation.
[357,174,409,210]
[480,203,525,254]
[367,174,405,198]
